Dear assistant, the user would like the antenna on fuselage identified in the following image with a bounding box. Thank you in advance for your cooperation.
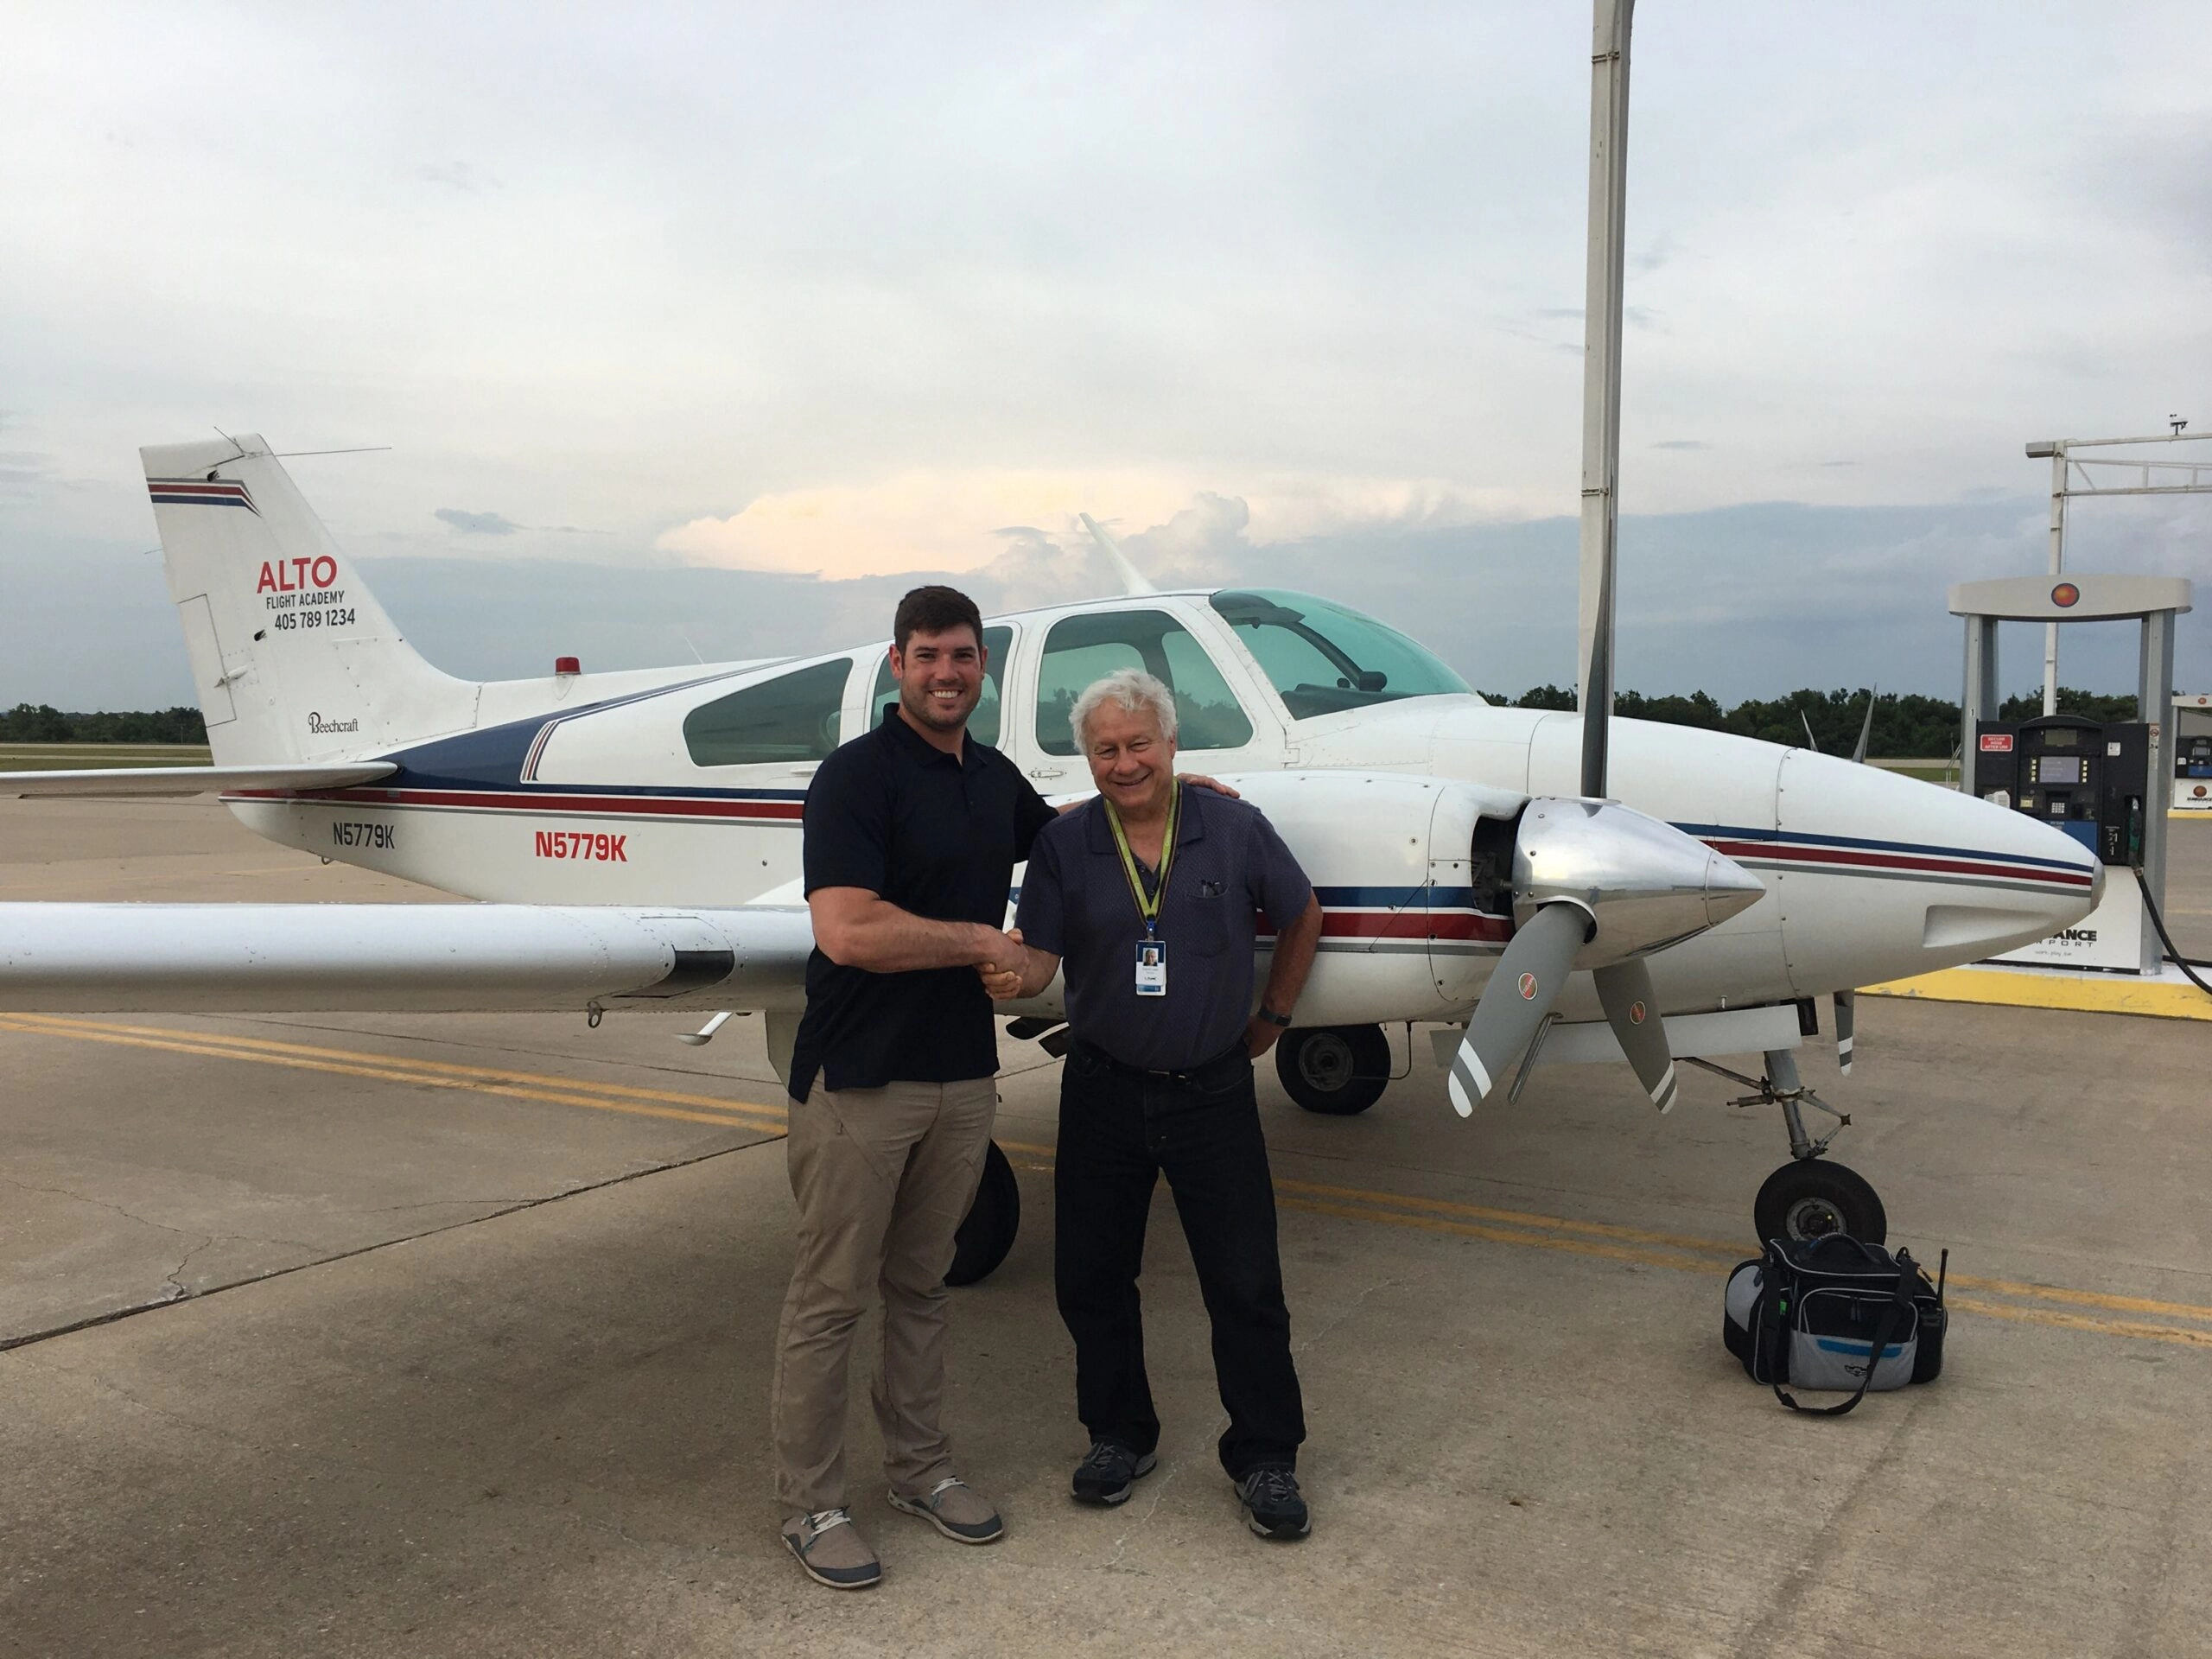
[1079,513,1160,598]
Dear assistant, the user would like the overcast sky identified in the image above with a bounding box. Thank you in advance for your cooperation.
[3,3,2207,709]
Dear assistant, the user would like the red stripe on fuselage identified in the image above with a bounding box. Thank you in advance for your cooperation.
[227,786,804,821]
[1319,911,1511,942]
[1706,838,2093,888]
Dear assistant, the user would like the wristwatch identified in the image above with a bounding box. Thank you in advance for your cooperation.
[1256,1005,1293,1027]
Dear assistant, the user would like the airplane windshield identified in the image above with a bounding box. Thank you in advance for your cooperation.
[1207,590,1471,719]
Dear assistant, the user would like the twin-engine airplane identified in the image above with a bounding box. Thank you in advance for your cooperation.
[0,436,2102,1280]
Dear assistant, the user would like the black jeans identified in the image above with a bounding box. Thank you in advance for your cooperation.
[1054,1040,1306,1478]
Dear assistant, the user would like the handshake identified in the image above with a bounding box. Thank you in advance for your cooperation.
[975,925,1030,1002]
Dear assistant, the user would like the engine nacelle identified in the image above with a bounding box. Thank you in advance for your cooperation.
[1227,772,1525,1027]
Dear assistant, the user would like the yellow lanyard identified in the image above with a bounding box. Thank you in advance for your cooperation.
[1103,781,1181,938]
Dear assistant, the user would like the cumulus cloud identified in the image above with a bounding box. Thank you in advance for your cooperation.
[435,507,522,535]
[654,469,1533,582]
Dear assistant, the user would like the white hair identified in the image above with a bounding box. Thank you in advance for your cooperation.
[1071,667,1179,749]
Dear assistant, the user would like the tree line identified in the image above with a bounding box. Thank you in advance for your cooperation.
[0,704,210,744]
[2,688,2152,758]
[1478,687,2140,759]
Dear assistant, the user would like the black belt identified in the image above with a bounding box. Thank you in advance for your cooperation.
[1069,1037,1249,1089]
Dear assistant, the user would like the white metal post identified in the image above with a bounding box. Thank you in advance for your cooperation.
[2043,446,2066,715]
[2139,608,2176,970]
[1577,0,1633,801]
[1961,615,1999,794]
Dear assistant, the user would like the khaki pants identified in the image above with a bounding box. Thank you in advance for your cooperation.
[771,1077,997,1516]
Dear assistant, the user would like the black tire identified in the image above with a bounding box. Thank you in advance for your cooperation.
[947,1140,1021,1287]
[1752,1160,1888,1247]
[1274,1024,1390,1116]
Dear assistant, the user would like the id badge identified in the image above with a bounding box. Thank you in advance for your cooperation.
[1134,938,1168,997]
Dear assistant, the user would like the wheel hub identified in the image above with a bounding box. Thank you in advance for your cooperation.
[1783,1193,1847,1240]
[1298,1033,1353,1092]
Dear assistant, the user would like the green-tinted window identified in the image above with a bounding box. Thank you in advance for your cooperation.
[683,658,853,767]
[1035,610,1255,756]
[1208,589,1471,720]
[868,626,1012,747]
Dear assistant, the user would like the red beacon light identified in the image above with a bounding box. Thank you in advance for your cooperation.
[555,656,582,676]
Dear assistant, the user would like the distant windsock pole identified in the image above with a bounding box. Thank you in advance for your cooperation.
[1577,0,1633,801]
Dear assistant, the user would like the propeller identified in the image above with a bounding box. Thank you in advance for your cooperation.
[1445,799,1764,1118]
[1833,988,1856,1075]
[1851,687,1878,766]
[1593,955,1676,1111]
[1446,904,1586,1116]
[1446,912,1681,1117]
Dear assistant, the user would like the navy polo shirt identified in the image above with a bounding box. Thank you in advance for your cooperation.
[790,708,1057,1101]
[1015,786,1313,1071]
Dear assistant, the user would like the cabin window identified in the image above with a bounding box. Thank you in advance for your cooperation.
[869,626,1013,747]
[1034,610,1256,755]
[683,658,854,767]
[1208,589,1471,719]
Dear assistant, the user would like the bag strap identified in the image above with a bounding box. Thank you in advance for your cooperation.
[1772,1269,1920,1418]
[1797,1233,1894,1272]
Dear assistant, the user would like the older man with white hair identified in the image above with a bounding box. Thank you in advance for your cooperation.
[986,668,1327,1541]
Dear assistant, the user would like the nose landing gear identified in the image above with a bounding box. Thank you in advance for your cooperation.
[1688,1046,1888,1245]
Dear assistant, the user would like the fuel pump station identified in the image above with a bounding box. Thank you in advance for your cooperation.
[1950,575,2192,976]
[1972,714,2150,865]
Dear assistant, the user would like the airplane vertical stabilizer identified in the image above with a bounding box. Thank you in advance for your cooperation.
[141,436,477,765]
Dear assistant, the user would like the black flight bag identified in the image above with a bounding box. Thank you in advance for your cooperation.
[1723,1234,1948,1416]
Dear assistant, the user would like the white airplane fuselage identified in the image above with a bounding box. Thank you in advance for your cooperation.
[222,588,2100,1033]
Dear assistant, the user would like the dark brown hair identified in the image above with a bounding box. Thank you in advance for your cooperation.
[893,585,984,653]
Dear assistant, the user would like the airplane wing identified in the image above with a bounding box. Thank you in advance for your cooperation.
[0,903,815,1014]
[0,763,398,799]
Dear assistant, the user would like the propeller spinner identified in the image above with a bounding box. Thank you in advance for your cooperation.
[1446,799,1764,1118]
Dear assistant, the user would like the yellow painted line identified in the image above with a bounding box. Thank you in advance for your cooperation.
[1007,1141,2212,1338]
[0,1017,785,1133]
[1948,1295,2212,1351]
[1279,1196,1720,1274]
[1277,1175,1744,1259]
[1944,1270,2212,1325]
[2,1014,790,1122]
[1864,965,2212,1021]
[7,1018,2206,1347]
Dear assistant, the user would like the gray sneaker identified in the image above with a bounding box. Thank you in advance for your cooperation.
[888,1476,1005,1544]
[1233,1465,1311,1541]
[781,1508,882,1589]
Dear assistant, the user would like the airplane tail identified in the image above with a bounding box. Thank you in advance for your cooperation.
[142,435,477,766]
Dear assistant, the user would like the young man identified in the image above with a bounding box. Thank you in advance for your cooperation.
[774,585,1046,1590]
[986,668,1328,1541]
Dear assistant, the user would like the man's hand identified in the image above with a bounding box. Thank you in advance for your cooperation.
[979,926,1027,1001]
[969,922,1024,970]
[1244,1013,1286,1058]
[1179,772,1240,799]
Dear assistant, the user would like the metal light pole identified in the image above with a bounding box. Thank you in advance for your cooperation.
[1577,0,1633,800]
[2025,427,2212,716]
[2039,442,2067,715]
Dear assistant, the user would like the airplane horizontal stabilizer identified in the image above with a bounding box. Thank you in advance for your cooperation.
[0,763,399,799]
[0,903,816,1014]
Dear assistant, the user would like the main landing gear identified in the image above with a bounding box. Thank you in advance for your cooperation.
[1688,1046,1887,1245]
[947,1141,1021,1287]
[1274,1023,1393,1116]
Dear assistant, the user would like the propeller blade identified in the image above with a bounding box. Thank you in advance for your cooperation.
[1446,903,1587,1116]
[1851,687,1878,765]
[1593,957,1676,1113]
[1801,711,1820,753]
[1834,989,1856,1075]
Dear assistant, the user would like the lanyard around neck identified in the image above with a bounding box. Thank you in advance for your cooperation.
[1103,780,1181,938]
